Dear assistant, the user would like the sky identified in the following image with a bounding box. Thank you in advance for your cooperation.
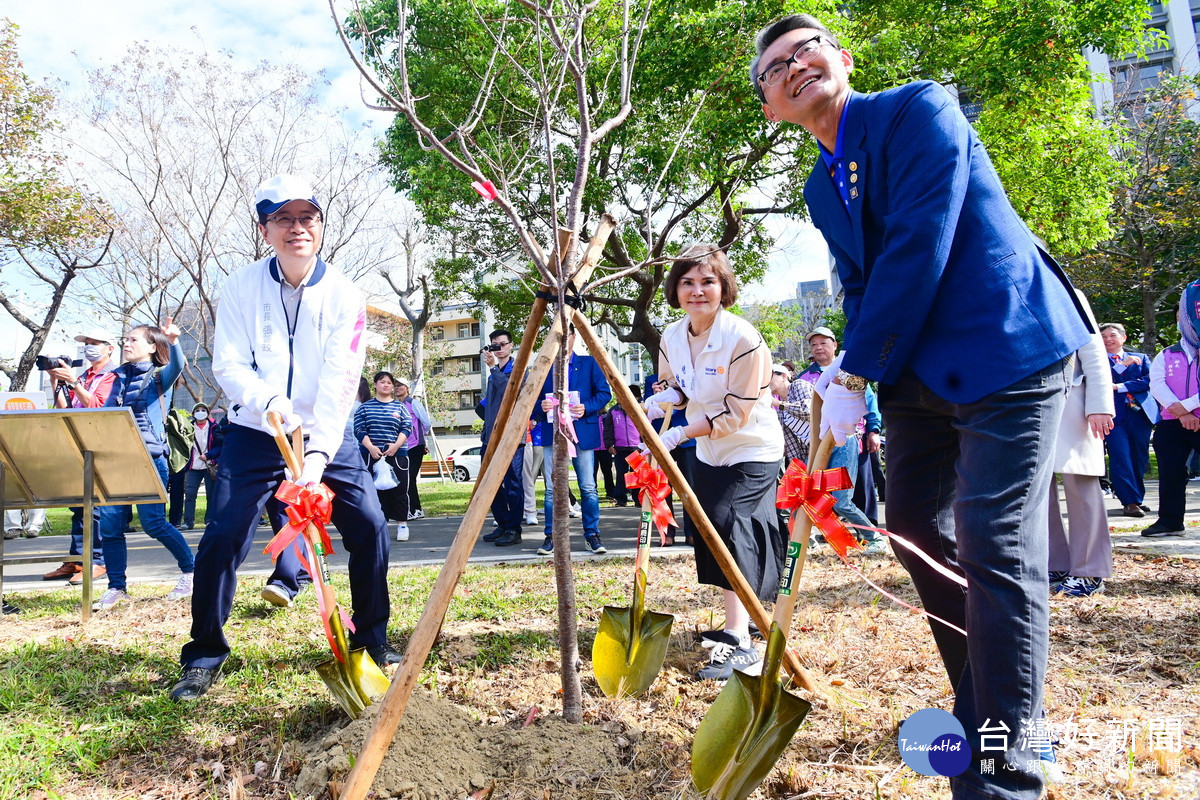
[3,1,831,359]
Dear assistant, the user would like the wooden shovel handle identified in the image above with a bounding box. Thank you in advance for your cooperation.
[633,404,674,574]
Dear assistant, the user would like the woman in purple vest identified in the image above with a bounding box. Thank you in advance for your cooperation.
[1145,282,1200,538]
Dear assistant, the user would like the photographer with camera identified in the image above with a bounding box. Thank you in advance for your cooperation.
[40,327,121,584]
[476,329,525,546]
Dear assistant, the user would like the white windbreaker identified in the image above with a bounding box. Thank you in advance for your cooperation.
[659,309,783,466]
[213,256,366,462]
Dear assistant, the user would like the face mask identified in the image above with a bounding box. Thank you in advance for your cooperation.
[83,345,105,362]
[194,410,208,421]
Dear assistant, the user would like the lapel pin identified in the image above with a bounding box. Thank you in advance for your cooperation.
[850,173,858,184]
[849,161,858,171]
[850,187,859,199]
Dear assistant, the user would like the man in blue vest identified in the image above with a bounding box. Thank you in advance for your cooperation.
[753,15,1091,799]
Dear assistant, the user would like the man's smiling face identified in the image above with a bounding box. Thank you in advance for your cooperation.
[758,28,854,130]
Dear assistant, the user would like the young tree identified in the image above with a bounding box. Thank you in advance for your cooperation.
[0,18,112,390]
[1068,73,1200,351]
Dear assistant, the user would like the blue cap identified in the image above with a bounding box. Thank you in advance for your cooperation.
[254,174,321,219]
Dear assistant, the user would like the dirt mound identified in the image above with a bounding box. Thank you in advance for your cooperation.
[294,688,634,800]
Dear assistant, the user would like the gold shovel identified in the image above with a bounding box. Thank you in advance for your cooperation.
[690,432,837,800]
[266,412,391,718]
[592,407,677,697]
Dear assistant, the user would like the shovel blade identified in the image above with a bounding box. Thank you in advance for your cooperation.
[316,647,392,719]
[593,604,675,698]
[691,627,812,800]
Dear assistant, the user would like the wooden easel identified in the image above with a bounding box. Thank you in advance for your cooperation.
[338,218,822,798]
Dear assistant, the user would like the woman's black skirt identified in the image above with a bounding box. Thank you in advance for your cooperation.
[691,458,786,602]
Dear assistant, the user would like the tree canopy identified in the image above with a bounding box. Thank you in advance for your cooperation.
[351,0,1152,354]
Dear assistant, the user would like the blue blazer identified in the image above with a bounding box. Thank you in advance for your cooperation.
[804,81,1091,404]
[531,354,611,451]
[1110,350,1157,424]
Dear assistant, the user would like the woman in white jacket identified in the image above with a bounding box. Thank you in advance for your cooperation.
[1048,293,1115,597]
[644,242,786,681]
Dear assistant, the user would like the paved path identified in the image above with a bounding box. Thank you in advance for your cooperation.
[5,477,1199,595]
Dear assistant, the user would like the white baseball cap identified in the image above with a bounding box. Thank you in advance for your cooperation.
[254,174,321,219]
[807,326,837,342]
[74,327,116,345]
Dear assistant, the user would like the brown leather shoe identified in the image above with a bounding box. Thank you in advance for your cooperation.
[43,562,83,580]
[68,565,106,585]
[1122,503,1146,518]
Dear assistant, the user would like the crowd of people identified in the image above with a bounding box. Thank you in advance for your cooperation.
[11,14,1198,797]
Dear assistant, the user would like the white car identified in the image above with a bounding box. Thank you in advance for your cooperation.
[447,446,483,482]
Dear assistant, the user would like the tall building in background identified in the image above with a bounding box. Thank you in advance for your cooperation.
[1084,0,1200,112]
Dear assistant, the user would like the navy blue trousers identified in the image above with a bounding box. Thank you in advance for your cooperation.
[180,424,390,669]
[484,442,525,530]
[1107,409,1152,506]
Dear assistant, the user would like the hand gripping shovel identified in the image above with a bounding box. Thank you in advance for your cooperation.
[266,412,391,718]
[592,407,676,698]
[690,432,837,800]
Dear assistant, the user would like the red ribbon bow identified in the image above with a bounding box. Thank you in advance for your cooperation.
[264,480,355,660]
[265,480,335,561]
[776,458,859,557]
[624,450,677,536]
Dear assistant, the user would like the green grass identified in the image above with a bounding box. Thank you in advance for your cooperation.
[0,560,630,798]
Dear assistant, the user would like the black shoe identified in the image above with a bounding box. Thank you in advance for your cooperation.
[494,528,522,547]
[1141,521,1186,538]
[1138,504,1152,513]
[367,644,403,668]
[169,667,218,701]
[1121,503,1145,518]
[482,526,503,543]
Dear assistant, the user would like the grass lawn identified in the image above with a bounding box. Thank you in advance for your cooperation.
[1,549,1197,799]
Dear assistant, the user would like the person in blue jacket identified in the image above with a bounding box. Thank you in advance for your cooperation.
[1099,322,1156,517]
[93,320,196,612]
[533,325,611,555]
[753,14,1091,798]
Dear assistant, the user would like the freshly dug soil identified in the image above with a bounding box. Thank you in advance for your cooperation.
[294,687,633,800]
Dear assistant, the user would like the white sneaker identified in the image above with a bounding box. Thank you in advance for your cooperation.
[569,503,582,518]
[261,584,293,608]
[395,522,410,542]
[166,572,194,600]
[524,514,538,525]
[93,588,131,612]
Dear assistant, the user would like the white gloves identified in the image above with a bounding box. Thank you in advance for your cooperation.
[644,403,666,421]
[642,426,689,454]
[296,453,328,487]
[264,396,301,435]
[819,383,867,446]
[643,387,681,422]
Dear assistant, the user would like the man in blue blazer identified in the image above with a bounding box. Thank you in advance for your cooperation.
[1100,322,1156,516]
[753,15,1091,799]
[531,325,611,556]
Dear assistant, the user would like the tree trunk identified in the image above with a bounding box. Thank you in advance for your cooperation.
[549,333,583,723]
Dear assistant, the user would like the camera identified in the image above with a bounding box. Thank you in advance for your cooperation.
[483,343,503,352]
[36,355,84,370]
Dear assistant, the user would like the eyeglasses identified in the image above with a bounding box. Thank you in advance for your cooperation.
[772,370,790,377]
[757,35,827,87]
[266,214,323,229]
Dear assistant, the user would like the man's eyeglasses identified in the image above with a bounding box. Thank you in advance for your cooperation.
[757,35,827,88]
[266,214,323,229]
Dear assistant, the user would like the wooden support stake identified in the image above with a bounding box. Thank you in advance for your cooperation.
[572,313,824,698]
[337,214,615,800]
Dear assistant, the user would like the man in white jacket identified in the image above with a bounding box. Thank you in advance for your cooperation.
[170,175,396,702]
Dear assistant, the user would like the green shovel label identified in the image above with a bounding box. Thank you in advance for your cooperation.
[639,510,651,547]
[778,541,802,596]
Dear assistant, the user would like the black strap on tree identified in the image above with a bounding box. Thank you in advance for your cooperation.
[535,281,586,311]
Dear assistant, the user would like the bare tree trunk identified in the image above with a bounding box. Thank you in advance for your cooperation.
[549,319,582,723]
